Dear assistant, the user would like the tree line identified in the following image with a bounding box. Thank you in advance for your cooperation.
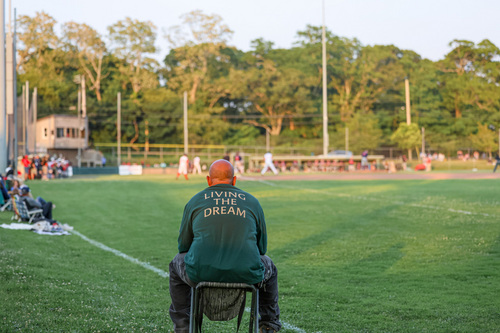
[18,10,500,156]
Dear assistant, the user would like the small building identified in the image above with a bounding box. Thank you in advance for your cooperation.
[36,114,87,165]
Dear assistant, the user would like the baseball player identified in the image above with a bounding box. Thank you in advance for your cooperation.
[261,152,278,175]
[176,154,189,180]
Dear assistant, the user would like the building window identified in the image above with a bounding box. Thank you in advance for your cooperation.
[44,128,48,138]
[56,128,64,138]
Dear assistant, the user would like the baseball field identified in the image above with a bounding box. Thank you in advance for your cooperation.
[1,174,499,332]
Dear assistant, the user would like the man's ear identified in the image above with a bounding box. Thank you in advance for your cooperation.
[206,175,212,186]
[232,176,236,186]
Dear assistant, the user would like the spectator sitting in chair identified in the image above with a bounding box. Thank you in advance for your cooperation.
[168,159,281,333]
[19,185,54,220]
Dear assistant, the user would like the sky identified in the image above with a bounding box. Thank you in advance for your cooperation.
[12,0,500,62]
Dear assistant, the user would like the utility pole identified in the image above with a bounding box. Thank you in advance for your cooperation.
[421,127,425,159]
[0,0,7,172]
[117,92,121,167]
[405,77,412,160]
[321,0,328,156]
[183,91,188,154]
[13,7,17,173]
[145,120,149,153]
[77,89,81,167]
[82,76,87,149]
[345,127,349,153]
[6,0,13,165]
[33,87,37,154]
[405,77,411,125]
[24,81,29,155]
[266,128,270,152]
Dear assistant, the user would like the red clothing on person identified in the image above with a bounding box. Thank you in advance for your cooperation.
[22,157,30,167]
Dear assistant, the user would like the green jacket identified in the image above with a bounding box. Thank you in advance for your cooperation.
[178,183,267,284]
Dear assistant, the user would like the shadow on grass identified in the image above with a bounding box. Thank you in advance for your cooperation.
[269,203,405,268]
[342,242,405,277]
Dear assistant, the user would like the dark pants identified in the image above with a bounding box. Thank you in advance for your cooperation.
[494,161,500,172]
[169,253,281,333]
[37,197,53,220]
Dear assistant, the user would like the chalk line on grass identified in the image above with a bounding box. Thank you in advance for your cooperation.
[71,230,169,278]
[72,229,307,333]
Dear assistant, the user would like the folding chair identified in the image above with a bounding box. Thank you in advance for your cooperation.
[11,196,44,223]
[1,198,12,211]
[189,282,259,333]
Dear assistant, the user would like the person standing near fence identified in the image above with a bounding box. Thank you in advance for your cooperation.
[261,152,278,175]
[176,154,189,180]
[493,154,500,173]
[192,156,202,175]
[234,152,244,174]
[361,150,369,171]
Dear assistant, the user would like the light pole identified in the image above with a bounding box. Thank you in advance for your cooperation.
[0,0,6,172]
[321,0,328,156]
[117,92,121,167]
[183,91,188,154]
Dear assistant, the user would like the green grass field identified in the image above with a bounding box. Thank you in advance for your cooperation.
[1,175,499,332]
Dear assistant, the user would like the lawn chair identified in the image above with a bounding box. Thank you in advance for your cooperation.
[0,197,11,211]
[11,196,44,223]
[189,282,259,333]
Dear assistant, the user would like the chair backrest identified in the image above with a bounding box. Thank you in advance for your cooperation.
[15,197,30,220]
[190,282,259,333]
[11,195,21,217]
[201,286,245,321]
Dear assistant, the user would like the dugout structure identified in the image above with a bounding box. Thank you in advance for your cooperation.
[248,154,385,172]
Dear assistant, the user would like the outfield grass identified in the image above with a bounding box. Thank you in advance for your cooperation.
[1,175,499,332]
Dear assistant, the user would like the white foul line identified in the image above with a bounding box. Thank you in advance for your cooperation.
[71,230,169,278]
[71,229,307,333]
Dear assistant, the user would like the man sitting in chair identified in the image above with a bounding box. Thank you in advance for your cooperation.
[169,159,281,333]
[19,185,54,220]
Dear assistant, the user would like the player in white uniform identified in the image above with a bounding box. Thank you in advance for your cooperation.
[261,152,278,175]
[176,154,189,180]
[192,156,202,174]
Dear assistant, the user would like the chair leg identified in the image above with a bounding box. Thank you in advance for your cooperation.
[190,287,201,333]
[189,288,195,333]
[250,289,259,333]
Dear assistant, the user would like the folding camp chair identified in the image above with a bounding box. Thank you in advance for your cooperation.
[189,282,259,333]
[1,197,12,211]
[11,196,44,223]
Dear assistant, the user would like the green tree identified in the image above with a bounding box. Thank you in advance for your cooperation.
[331,113,383,153]
[164,10,234,105]
[231,57,313,136]
[17,11,59,71]
[469,123,497,158]
[107,17,159,95]
[62,22,107,101]
[18,12,75,114]
[391,123,422,159]
[439,39,500,119]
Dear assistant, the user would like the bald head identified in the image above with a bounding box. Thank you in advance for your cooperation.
[207,159,236,186]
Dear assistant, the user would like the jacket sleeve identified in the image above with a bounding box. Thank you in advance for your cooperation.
[24,197,42,209]
[255,203,267,255]
[177,202,194,253]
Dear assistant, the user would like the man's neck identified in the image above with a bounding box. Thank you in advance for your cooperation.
[210,181,232,186]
